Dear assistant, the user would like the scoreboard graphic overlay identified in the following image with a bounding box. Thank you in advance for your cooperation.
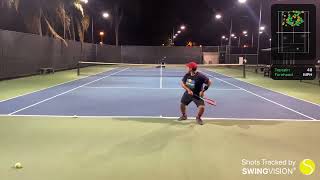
[271,4,317,80]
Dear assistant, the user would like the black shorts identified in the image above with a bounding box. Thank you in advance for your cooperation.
[181,92,205,107]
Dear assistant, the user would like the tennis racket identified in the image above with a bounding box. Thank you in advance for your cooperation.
[194,94,217,106]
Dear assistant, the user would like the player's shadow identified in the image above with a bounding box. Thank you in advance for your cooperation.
[113,118,283,130]
[90,122,194,164]
[207,120,282,130]
[114,118,199,126]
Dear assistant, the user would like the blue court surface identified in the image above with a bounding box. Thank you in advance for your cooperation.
[0,67,319,121]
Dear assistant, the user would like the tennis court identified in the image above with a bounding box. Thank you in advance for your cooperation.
[0,63,319,121]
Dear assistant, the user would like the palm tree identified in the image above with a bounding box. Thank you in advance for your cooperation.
[109,0,140,46]
[0,0,90,46]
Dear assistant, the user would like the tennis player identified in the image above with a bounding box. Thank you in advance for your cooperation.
[179,62,212,125]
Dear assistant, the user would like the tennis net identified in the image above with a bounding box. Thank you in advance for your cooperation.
[77,61,246,78]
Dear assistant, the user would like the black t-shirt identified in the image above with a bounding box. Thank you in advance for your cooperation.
[182,72,210,95]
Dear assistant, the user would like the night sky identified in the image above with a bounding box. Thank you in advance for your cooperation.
[89,0,271,46]
[0,0,272,47]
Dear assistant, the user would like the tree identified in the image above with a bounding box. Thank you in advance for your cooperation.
[0,0,90,46]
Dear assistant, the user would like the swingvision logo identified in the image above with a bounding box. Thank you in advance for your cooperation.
[241,158,317,176]
[241,159,297,175]
[299,159,316,176]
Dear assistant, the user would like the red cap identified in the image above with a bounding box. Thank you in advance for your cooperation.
[186,62,198,70]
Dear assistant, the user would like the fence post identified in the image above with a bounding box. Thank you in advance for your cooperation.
[243,61,246,78]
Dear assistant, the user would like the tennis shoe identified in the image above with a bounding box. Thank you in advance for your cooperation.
[196,117,204,125]
[178,115,188,121]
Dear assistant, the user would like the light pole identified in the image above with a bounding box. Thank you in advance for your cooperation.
[256,0,263,72]
[238,30,248,47]
[214,13,229,45]
[233,36,240,47]
[251,33,254,47]
[214,13,233,63]
[269,38,272,47]
[221,35,226,46]
[97,12,110,44]
[230,0,246,45]
[88,11,110,44]
[230,33,235,46]
[214,0,247,63]
[99,31,105,44]
[228,19,233,47]
[171,25,186,46]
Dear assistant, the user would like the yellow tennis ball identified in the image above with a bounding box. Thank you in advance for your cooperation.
[299,159,315,175]
[14,162,23,169]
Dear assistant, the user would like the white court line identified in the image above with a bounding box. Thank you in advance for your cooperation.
[0,114,318,122]
[210,70,320,107]
[84,87,181,90]
[126,70,185,73]
[83,86,242,91]
[0,68,116,103]
[8,68,129,115]
[249,83,320,107]
[205,69,320,107]
[201,71,317,120]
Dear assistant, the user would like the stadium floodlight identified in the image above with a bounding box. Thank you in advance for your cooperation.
[238,0,247,4]
[102,12,110,19]
[80,0,88,4]
[99,32,105,44]
[215,14,222,20]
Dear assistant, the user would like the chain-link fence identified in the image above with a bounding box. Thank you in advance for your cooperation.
[0,30,204,79]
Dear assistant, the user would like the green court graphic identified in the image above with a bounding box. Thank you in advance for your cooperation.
[282,11,305,27]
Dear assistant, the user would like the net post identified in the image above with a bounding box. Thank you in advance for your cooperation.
[318,66,320,86]
[243,60,246,78]
[77,61,80,76]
